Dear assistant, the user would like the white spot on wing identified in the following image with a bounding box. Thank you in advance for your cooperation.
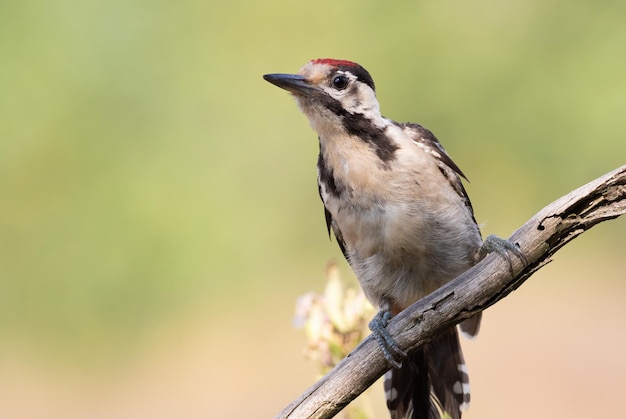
[413,140,442,159]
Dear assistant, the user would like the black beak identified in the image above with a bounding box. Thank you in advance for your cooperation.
[263,73,318,96]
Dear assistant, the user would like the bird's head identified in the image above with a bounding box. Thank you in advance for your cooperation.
[264,59,382,134]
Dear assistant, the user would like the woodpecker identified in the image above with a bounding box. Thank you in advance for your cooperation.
[264,59,521,419]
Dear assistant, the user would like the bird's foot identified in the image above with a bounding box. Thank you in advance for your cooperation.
[478,234,527,273]
[369,310,407,369]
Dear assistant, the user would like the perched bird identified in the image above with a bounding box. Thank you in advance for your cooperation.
[264,59,520,419]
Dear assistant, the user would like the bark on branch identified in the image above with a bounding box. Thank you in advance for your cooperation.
[276,164,626,419]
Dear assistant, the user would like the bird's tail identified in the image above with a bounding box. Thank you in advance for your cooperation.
[384,327,470,419]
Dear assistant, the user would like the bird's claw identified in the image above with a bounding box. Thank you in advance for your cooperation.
[478,234,527,273]
[369,310,407,369]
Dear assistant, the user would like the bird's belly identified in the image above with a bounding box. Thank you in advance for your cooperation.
[336,200,480,310]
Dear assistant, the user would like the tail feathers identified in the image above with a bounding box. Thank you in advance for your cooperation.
[384,328,469,419]
[459,312,482,340]
[385,348,433,419]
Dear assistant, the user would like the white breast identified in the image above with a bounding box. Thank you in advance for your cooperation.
[320,129,482,310]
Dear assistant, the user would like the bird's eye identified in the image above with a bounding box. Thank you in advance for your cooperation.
[332,74,349,90]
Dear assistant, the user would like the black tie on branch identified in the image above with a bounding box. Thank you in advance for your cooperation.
[276,164,626,419]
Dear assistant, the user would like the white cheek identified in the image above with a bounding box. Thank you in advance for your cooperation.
[349,88,380,116]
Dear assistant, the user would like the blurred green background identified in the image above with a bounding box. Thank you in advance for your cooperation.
[1,0,625,418]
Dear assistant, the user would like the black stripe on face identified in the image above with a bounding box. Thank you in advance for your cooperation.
[322,96,398,165]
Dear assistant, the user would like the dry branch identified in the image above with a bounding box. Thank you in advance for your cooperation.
[277,164,626,419]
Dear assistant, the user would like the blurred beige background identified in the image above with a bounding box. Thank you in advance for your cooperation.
[1,1,625,418]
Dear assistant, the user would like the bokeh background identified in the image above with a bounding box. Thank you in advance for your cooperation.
[1,0,625,418]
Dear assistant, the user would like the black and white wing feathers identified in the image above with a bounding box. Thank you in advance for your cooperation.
[398,122,478,224]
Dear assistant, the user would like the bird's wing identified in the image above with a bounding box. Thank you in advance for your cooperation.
[398,122,478,223]
[318,180,349,259]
